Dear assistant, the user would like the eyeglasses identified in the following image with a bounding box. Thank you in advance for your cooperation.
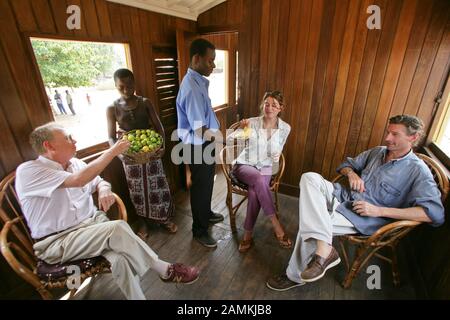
[65,134,75,143]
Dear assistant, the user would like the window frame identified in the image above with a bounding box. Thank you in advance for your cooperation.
[27,34,132,156]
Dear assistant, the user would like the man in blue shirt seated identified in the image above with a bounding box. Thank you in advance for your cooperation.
[176,38,224,248]
[266,114,445,291]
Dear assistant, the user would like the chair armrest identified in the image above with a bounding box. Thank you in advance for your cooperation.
[112,192,127,222]
[365,219,421,245]
[0,218,43,289]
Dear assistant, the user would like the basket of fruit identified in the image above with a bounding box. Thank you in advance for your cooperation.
[121,129,164,164]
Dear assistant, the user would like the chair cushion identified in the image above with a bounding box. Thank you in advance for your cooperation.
[36,256,110,282]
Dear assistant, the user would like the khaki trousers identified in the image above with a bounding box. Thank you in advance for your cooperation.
[34,211,160,300]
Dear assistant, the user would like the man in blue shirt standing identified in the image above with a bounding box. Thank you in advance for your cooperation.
[176,38,224,248]
[266,114,445,291]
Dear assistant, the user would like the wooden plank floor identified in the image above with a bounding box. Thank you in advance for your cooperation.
[76,171,418,300]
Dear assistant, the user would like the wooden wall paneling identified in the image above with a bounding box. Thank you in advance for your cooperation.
[403,0,450,117]
[138,10,151,44]
[70,0,88,38]
[119,4,133,39]
[284,0,312,185]
[256,0,271,112]
[30,0,56,34]
[9,0,38,33]
[128,7,146,97]
[94,0,112,38]
[148,11,162,43]
[292,0,324,176]
[0,0,51,129]
[0,43,35,164]
[343,0,386,158]
[280,0,301,185]
[247,0,263,119]
[235,0,250,118]
[107,2,123,38]
[273,0,290,92]
[355,0,403,156]
[386,0,435,142]
[321,0,361,179]
[49,0,74,36]
[302,0,336,173]
[329,0,371,176]
[311,0,349,174]
[81,0,101,38]
[418,20,450,128]
[367,0,418,149]
[0,104,25,175]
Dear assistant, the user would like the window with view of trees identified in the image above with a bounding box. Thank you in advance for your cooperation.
[30,38,130,150]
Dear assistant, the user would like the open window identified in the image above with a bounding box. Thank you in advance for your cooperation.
[30,38,131,151]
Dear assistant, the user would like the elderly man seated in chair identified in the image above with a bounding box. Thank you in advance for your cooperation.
[266,114,445,291]
[15,123,200,299]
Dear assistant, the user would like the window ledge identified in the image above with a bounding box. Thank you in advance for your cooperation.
[423,144,450,180]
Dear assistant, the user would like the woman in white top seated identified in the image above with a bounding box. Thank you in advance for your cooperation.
[231,91,292,253]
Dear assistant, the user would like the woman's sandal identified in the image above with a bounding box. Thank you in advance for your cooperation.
[275,233,292,249]
[160,221,178,234]
[238,238,253,253]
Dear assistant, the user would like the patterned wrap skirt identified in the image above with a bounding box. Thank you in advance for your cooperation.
[122,159,174,222]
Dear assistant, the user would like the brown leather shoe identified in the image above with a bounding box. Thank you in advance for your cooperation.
[300,247,341,283]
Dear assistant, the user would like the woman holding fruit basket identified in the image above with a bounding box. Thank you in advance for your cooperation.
[107,68,177,241]
[229,90,292,253]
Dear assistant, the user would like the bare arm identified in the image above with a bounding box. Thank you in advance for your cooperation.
[97,180,115,212]
[106,105,117,147]
[352,201,432,223]
[339,167,365,193]
[62,139,130,188]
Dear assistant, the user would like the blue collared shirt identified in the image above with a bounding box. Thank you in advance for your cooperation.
[176,68,220,145]
[333,146,445,235]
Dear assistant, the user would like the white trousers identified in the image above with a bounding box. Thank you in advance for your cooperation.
[33,211,162,300]
[286,172,357,283]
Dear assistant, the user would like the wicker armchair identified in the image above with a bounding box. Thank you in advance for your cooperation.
[220,122,286,233]
[0,171,127,299]
[334,153,449,289]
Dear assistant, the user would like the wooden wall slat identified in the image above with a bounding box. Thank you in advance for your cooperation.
[82,0,101,38]
[387,0,435,135]
[403,0,449,116]
[107,2,123,38]
[0,42,34,163]
[284,0,313,184]
[302,0,336,173]
[418,19,450,128]
[293,0,324,175]
[49,0,74,36]
[354,0,403,156]
[329,0,371,177]
[368,0,419,149]
[70,0,88,38]
[312,0,350,174]
[94,0,112,37]
[343,0,387,158]
[30,0,56,34]
[9,0,38,32]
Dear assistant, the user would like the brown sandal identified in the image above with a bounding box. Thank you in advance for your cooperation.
[238,238,253,253]
[275,234,292,249]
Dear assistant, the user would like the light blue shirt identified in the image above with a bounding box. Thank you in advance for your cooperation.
[333,146,445,235]
[176,68,220,145]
